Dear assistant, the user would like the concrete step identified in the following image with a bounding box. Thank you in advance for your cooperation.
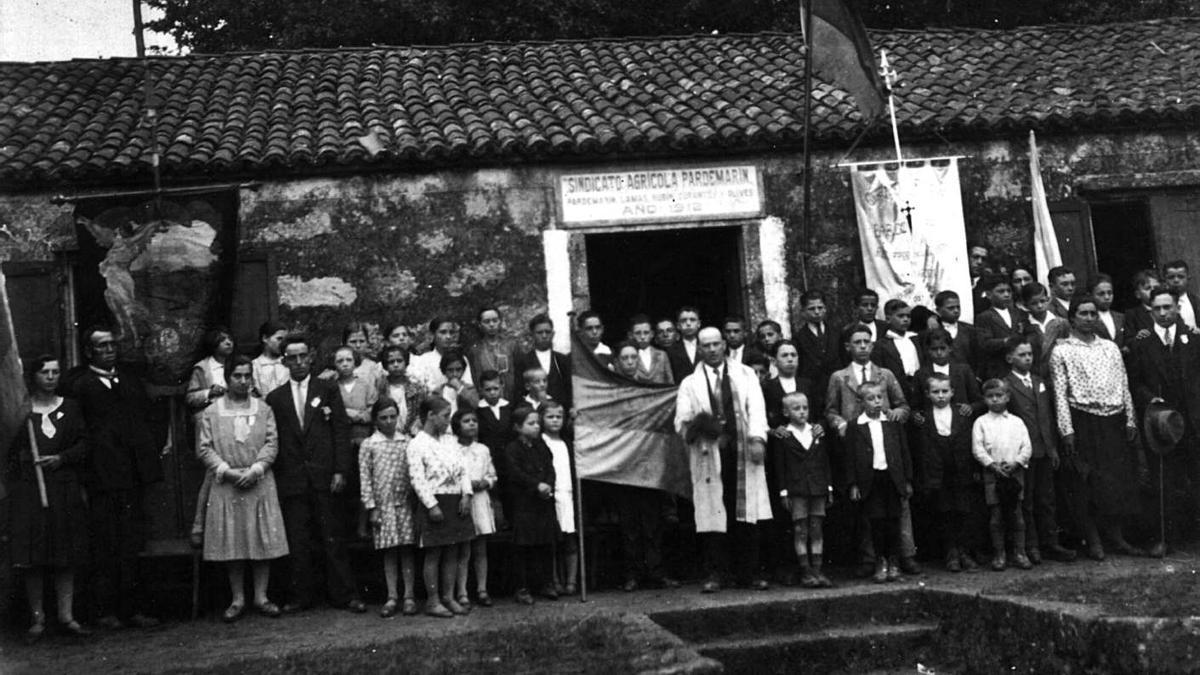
[698,621,940,675]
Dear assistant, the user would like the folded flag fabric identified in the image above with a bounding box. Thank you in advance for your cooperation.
[570,335,691,497]
[802,0,887,121]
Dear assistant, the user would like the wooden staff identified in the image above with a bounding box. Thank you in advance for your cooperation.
[26,417,48,509]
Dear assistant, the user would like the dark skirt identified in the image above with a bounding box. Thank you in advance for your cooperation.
[862,470,902,520]
[510,492,560,547]
[415,494,476,548]
[1070,409,1139,517]
[10,473,88,568]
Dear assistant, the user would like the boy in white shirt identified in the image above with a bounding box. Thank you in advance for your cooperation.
[972,379,1033,571]
[774,393,832,588]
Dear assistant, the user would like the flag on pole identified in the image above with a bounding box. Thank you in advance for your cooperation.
[570,335,690,497]
[1029,130,1062,279]
[0,270,30,500]
[801,0,887,120]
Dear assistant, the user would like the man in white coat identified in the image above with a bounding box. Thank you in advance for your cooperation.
[675,327,772,592]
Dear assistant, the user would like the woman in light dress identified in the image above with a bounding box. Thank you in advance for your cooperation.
[359,397,418,617]
[196,355,288,622]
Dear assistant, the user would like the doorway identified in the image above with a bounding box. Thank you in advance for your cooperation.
[584,225,745,335]
[1089,200,1154,311]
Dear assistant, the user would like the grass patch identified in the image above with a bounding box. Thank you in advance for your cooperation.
[161,614,672,674]
[988,566,1200,617]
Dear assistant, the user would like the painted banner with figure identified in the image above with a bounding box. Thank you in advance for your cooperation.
[571,335,691,498]
[850,159,974,322]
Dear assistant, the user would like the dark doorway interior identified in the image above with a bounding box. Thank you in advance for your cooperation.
[1090,200,1154,312]
[584,226,744,337]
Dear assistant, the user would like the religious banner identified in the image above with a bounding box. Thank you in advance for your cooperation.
[850,159,974,322]
[557,165,763,227]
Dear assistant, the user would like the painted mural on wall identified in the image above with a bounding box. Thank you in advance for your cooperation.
[77,199,223,383]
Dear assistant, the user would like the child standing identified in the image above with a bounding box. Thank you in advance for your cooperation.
[378,345,424,436]
[359,398,417,617]
[505,406,559,605]
[915,373,978,572]
[541,401,579,596]
[846,382,913,583]
[972,379,1033,571]
[521,367,550,410]
[774,392,833,588]
[453,409,498,607]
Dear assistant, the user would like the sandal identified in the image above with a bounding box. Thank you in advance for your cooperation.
[254,601,282,618]
[402,598,418,616]
[222,603,245,623]
[380,598,399,618]
[61,620,92,637]
[476,591,493,607]
[456,594,472,610]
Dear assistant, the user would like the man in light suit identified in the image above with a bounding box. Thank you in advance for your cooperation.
[675,327,771,593]
[266,335,363,613]
[629,314,674,384]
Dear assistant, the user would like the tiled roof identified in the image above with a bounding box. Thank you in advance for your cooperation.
[3,18,1200,187]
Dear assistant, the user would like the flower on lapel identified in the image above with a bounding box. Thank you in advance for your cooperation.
[1183,334,1190,345]
[54,410,64,421]
[310,396,322,408]
[321,406,332,421]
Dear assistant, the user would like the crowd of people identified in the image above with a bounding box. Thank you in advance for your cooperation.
[6,246,1200,640]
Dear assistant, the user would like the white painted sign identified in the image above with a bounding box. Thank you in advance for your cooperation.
[558,165,763,226]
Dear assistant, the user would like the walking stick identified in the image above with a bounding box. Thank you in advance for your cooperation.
[574,467,587,602]
[26,418,49,509]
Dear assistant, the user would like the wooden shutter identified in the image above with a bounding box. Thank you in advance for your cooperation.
[1,261,64,361]
[1048,200,1097,279]
[1149,192,1200,293]
[230,252,279,352]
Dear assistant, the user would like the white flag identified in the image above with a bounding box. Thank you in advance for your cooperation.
[1030,130,1062,279]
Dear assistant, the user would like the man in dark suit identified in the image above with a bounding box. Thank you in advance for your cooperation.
[266,335,363,613]
[576,310,612,368]
[795,290,842,393]
[871,299,922,405]
[1047,266,1076,320]
[1003,336,1076,562]
[515,313,571,408]
[68,325,163,629]
[722,315,764,367]
[1163,260,1200,331]
[968,244,992,315]
[1090,274,1125,346]
[909,328,983,415]
[667,306,702,384]
[476,369,515,521]
[629,314,674,384]
[1129,287,1200,555]
[1123,269,1163,345]
[975,274,1031,380]
[931,290,980,370]
[839,289,888,366]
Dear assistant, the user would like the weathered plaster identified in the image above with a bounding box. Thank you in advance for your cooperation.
[277,274,358,308]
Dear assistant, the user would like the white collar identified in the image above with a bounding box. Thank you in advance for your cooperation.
[856,412,883,424]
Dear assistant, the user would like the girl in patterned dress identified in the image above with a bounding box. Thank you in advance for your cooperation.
[452,408,498,607]
[359,397,417,617]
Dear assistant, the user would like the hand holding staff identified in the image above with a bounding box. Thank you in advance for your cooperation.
[26,417,48,509]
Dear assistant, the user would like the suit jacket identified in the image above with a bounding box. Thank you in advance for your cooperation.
[515,349,572,409]
[1129,327,1200,430]
[1003,371,1057,459]
[1095,310,1126,346]
[840,320,888,366]
[1123,305,1155,345]
[634,346,675,384]
[846,417,911,498]
[795,322,842,384]
[933,321,980,370]
[911,362,983,414]
[914,404,973,491]
[824,363,910,432]
[976,306,1031,379]
[971,277,991,316]
[762,376,816,429]
[667,340,701,384]
[67,367,163,492]
[773,429,831,497]
[265,377,352,498]
[1048,296,1071,320]
[870,333,921,402]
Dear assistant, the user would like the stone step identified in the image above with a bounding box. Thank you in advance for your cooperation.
[697,621,940,675]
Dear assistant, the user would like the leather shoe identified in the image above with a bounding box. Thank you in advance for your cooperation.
[750,579,770,591]
[1086,542,1105,561]
[346,599,367,614]
[700,580,720,594]
[1110,540,1145,557]
[61,620,92,637]
[990,554,1006,572]
[1012,552,1033,570]
[898,557,922,575]
[1148,541,1167,558]
[379,599,398,618]
[476,591,493,607]
[653,576,680,589]
[539,585,559,600]
[1042,544,1077,563]
[1026,548,1042,565]
[222,604,245,623]
[425,600,453,618]
[514,589,535,605]
[443,598,469,615]
[255,602,282,618]
[621,578,639,593]
[402,598,418,615]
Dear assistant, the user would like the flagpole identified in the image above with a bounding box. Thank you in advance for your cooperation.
[879,49,903,164]
[800,0,814,288]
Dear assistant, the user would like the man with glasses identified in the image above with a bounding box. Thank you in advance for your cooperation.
[66,325,163,629]
[265,335,363,613]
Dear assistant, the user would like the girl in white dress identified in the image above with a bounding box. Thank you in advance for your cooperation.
[359,397,417,617]
[541,401,579,595]
[452,409,498,607]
